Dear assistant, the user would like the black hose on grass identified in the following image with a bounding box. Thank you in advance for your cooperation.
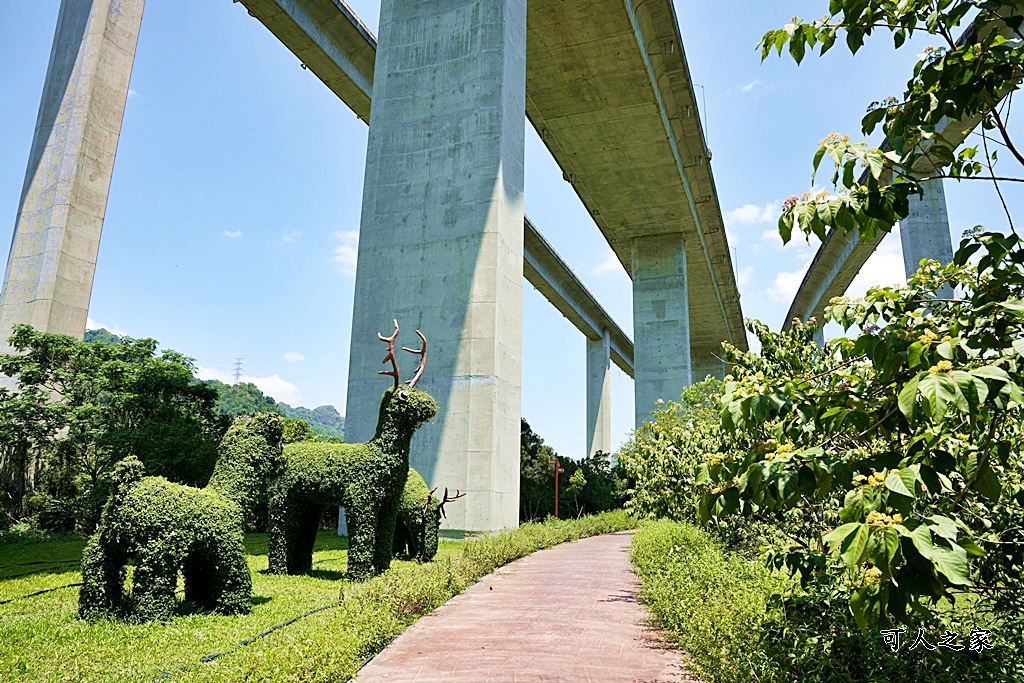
[0,557,80,569]
[0,582,82,606]
[152,602,342,681]
[1,561,80,580]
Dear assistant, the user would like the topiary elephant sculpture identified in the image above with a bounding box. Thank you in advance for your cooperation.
[267,321,438,581]
[394,468,465,563]
[78,413,285,623]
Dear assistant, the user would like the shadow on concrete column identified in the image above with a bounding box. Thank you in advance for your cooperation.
[344,0,527,534]
[586,329,611,457]
[632,233,690,428]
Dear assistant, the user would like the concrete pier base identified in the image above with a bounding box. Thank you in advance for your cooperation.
[586,330,611,457]
[632,233,690,427]
[900,179,954,280]
[0,0,145,357]
[344,0,526,533]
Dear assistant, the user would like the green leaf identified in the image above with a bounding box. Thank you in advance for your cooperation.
[1013,338,1024,357]
[932,542,972,586]
[918,372,949,419]
[850,586,869,632]
[898,520,934,561]
[823,521,861,550]
[840,523,870,569]
[885,468,916,498]
[898,374,920,419]
[972,364,1010,383]
[999,299,1024,312]
[907,341,925,368]
[925,515,958,542]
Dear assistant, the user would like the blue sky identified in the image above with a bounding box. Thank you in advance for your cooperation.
[1,1,1020,460]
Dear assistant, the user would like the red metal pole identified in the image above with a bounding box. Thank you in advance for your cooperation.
[549,458,564,519]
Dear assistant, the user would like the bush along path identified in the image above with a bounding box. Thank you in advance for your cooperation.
[356,530,695,683]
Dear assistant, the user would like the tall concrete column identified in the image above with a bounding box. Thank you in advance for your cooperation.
[632,233,690,428]
[345,0,526,533]
[586,329,611,457]
[0,0,145,358]
[690,346,724,382]
[900,179,953,279]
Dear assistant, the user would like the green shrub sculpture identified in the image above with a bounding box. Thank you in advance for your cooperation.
[394,468,465,562]
[78,413,285,622]
[267,322,438,581]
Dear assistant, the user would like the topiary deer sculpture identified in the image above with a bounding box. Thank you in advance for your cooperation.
[394,467,465,562]
[78,413,285,623]
[267,321,438,581]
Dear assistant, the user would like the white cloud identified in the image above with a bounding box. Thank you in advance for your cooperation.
[86,317,129,336]
[767,257,813,304]
[128,89,141,99]
[726,201,780,226]
[282,230,301,244]
[283,351,305,363]
[845,228,906,299]
[332,230,359,276]
[195,365,302,404]
[592,248,623,276]
[737,265,754,288]
[724,201,781,245]
[740,79,764,93]
[223,230,243,239]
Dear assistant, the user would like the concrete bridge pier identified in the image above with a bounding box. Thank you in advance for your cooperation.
[690,346,725,383]
[900,179,954,282]
[0,0,145,361]
[586,329,611,457]
[632,233,690,428]
[344,0,527,534]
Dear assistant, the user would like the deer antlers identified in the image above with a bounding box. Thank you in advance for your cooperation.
[438,487,466,519]
[378,320,400,387]
[402,330,427,387]
[422,487,467,520]
[377,320,428,388]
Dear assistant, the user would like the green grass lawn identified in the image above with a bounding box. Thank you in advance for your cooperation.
[0,511,633,682]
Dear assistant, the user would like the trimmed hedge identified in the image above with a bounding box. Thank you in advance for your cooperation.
[78,414,285,622]
[630,519,1023,683]
[268,386,437,581]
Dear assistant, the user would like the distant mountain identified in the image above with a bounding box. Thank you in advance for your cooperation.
[84,328,121,344]
[278,403,345,440]
[203,379,281,417]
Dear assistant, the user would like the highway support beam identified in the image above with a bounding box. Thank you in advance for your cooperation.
[586,330,611,458]
[632,233,690,428]
[0,0,145,360]
[344,0,527,534]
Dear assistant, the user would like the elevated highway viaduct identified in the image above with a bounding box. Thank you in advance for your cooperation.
[0,0,744,532]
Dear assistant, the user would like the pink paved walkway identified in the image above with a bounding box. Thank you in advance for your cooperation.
[356,531,695,683]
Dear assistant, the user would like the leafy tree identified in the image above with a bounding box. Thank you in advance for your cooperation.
[205,379,282,417]
[0,325,229,531]
[519,419,629,521]
[282,417,317,444]
[762,2,1024,243]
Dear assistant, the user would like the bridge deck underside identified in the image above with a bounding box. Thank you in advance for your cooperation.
[240,0,747,354]
[525,0,745,353]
